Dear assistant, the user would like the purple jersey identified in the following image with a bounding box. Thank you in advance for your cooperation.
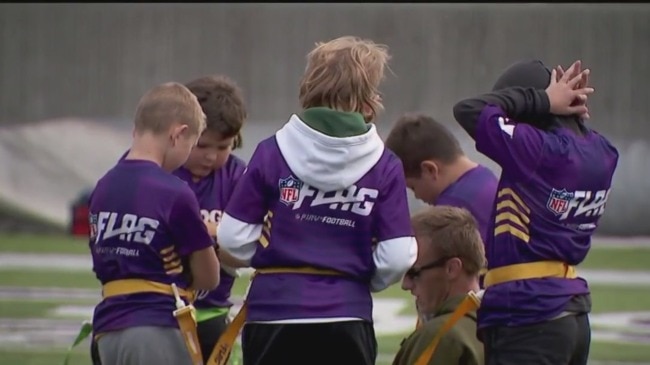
[219,110,416,323]
[89,159,214,334]
[474,105,619,328]
[172,155,246,309]
[434,165,498,244]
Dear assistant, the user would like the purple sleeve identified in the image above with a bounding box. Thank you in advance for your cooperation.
[475,105,546,179]
[231,161,247,193]
[223,146,269,224]
[169,187,214,256]
[374,158,414,241]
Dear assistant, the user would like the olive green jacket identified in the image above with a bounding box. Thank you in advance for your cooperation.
[392,295,484,365]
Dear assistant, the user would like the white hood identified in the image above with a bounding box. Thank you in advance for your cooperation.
[275,114,385,192]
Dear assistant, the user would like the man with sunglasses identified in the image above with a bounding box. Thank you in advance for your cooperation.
[392,206,485,365]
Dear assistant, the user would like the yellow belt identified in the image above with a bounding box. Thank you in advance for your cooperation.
[483,260,577,288]
[101,279,202,365]
[102,279,196,301]
[206,267,345,365]
[414,260,577,364]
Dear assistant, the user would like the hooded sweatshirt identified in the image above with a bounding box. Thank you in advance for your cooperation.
[217,107,417,323]
[452,59,619,329]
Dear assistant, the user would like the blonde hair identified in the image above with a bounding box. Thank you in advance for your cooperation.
[134,82,206,135]
[299,36,391,121]
[411,206,486,276]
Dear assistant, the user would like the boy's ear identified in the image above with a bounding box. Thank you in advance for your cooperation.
[420,160,439,179]
[169,123,189,146]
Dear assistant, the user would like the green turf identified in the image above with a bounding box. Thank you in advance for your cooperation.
[592,285,650,313]
[0,301,57,319]
[2,233,650,271]
[6,272,646,321]
[3,264,649,312]
[0,300,92,318]
[583,247,650,271]
[589,341,650,362]
[0,233,88,254]
[0,349,88,365]
[2,233,650,363]
[0,270,99,289]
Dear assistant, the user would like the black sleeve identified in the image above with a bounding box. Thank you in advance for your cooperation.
[452,87,551,139]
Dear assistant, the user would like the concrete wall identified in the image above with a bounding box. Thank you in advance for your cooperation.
[1,3,649,234]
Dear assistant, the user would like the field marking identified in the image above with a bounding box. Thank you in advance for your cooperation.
[1,286,650,365]
[2,253,650,287]
[0,253,92,271]
[3,285,650,343]
[591,237,650,248]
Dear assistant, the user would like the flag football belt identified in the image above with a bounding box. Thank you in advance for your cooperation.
[63,279,202,365]
[206,267,344,365]
[102,278,196,301]
[104,279,203,365]
[413,260,577,365]
[414,266,489,331]
[483,260,577,288]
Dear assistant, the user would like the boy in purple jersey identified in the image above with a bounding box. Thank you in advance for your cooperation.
[89,82,220,365]
[175,75,248,363]
[385,113,498,244]
[215,36,417,365]
[453,60,618,365]
[385,112,498,325]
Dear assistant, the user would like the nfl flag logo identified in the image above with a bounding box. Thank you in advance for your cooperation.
[89,213,98,243]
[279,176,303,206]
[546,188,574,216]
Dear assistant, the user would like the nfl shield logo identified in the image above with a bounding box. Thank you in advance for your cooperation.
[89,213,98,242]
[546,188,574,216]
[278,176,303,206]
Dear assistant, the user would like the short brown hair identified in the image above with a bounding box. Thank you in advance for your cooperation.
[134,82,205,135]
[385,113,464,177]
[299,36,391,121]
[410,206,485,276]
[185,75,247,149]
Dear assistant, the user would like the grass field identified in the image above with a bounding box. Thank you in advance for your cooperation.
[1,234,650,364]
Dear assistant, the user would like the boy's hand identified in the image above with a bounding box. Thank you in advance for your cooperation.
[204,221,218,238]
[546,60,593,117]
[555,62,591,120]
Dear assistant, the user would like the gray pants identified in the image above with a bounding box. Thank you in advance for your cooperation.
[97,326,193,365]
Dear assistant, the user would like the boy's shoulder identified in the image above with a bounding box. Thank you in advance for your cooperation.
[114,161,191,197]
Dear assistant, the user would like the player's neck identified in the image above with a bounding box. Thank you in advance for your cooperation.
[449,276,480,298]
[127,134,167,168]
[440,156,478,191]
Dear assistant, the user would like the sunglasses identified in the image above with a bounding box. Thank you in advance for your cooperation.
[405,257,453,279]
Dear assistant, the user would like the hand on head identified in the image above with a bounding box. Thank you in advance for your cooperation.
[547,60,592,120]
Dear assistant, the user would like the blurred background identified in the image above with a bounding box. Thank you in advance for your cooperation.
[0,3,649,365]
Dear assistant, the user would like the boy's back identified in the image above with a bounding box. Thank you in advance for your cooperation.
[475,109,619,327]
[435,164,497,244]
[90,81,218,365]
[91,158,210,333]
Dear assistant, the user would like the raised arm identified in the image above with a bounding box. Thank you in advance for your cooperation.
[453,87,550,140]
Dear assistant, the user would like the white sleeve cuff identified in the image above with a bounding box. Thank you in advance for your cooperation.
[370,236,417,292]
[216,213,263,265]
